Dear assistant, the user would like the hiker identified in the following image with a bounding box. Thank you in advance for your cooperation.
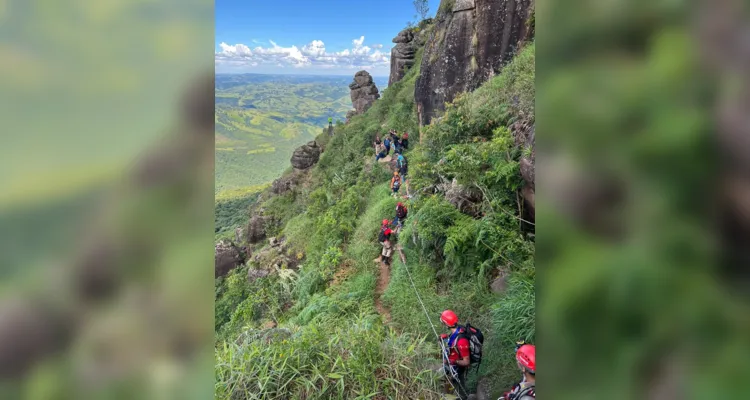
[376,226,394,266]
[328,116,333,127]
[375,140,387,161]
[500,342,536,400]
[439,310,471,400]
[396,153,409,195]
[400,132,409,150]
[383,135,392,156]
[390,131,402,153]
[390,171,402,197]
[392,202,408,231]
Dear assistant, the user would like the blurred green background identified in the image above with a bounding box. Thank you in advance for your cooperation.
[0,0,215,398]
[538,0,750,398]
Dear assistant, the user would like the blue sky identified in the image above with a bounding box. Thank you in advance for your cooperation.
[215,0,442,76]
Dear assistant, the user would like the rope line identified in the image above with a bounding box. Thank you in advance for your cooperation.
[395,245,470,399]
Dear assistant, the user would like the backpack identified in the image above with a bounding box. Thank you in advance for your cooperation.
[506,384,535,400]
[458,323,484,369]
[392,176,401,189]
[397,155,408,169]
[378,228,388,243]
[397,205,407,219]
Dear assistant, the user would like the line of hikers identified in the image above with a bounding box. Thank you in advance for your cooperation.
[439,310,535,400]
[371,129,533,400]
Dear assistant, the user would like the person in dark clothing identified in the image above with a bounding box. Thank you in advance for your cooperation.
[392,202,408,231]
[401,132,409,150]
[390,131,401,153]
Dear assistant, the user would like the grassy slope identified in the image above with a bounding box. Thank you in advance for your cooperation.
[215,43,536,399]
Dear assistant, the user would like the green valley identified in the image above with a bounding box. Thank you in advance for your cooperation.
[214,74,388,195]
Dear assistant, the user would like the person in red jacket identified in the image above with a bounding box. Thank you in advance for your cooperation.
[439,310,470,400]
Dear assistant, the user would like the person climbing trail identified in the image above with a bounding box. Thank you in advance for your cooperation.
[401,132,409,150]
[439,310,472,400]
[374,220,391,263]
[500,342,536,400]
[383,135,392,157]
[396,153,409,196]
[375,140,387,161]
[390,171,402,197]
[392,202,408,232]
[328,116,333,127]
[390,131,401,154]
[376,226,394,266]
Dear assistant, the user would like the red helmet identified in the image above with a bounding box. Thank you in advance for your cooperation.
[382,219,389,225]
[440,310,458,327]
[516,344,535,373]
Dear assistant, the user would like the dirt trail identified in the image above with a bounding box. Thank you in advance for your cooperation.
[374,245,407,323]
[374,260,392,323]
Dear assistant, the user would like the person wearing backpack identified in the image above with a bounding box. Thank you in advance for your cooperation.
[390,131,401,153]
[392,202,408,231]
[401,132,409,150]
[439,310,472,400]
[374,220,391,263]
[500,343,535,400]
[378,227,394,266]
[383,136,392,156]
[390,171,402,197]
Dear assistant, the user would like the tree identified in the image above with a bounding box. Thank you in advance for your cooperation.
[413,0,429,22]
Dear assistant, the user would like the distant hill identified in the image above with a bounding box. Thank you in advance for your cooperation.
[215,74,387,195]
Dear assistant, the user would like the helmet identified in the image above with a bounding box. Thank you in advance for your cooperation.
[440,310,458,327]
[394,171,399,176]
[516,344,535,373]
[382,219,389,225]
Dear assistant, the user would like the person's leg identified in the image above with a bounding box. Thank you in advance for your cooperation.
[455,367,469,400]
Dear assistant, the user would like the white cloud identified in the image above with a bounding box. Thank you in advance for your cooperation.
[215,36,391,73]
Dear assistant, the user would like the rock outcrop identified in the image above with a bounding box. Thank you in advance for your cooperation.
[247,214,268,244]
[415,0,534,126]
[389,29,417,86]
[348,71,380,116]
[290,141,321,170]
[271,170,305,195]
[215,240,245,278]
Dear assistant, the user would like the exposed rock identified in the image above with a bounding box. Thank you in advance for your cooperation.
[290,141,321,170]
[440,178,484,218]
[234,227,245,244]
[247,215,267,244]
[215,240,245,278]
[389,29,417,86]
[415,0,534,126]
[269,237,280,247]
[247,268,270,283]
[490,268,509,294]
[345,110,356,123]
[349,71,380,116]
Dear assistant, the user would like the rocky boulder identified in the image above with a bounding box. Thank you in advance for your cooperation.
[415,0,534,126]
[349,71,380,115]
[389,29,417,86]
[247,215,268,244]
[215,240,245,278]
[290,141,321,170]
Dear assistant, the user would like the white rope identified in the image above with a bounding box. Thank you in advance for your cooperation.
[396,246,469,399]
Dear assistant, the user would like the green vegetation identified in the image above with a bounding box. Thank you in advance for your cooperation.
[215,40,535,399]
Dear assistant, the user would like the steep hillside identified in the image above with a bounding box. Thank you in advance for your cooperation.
[214,28,535,398]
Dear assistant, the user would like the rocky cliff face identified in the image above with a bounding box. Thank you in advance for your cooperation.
[290,141,321,170]
[415,0,534,126]
[348,71,380,117]
[389,29,417,86]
